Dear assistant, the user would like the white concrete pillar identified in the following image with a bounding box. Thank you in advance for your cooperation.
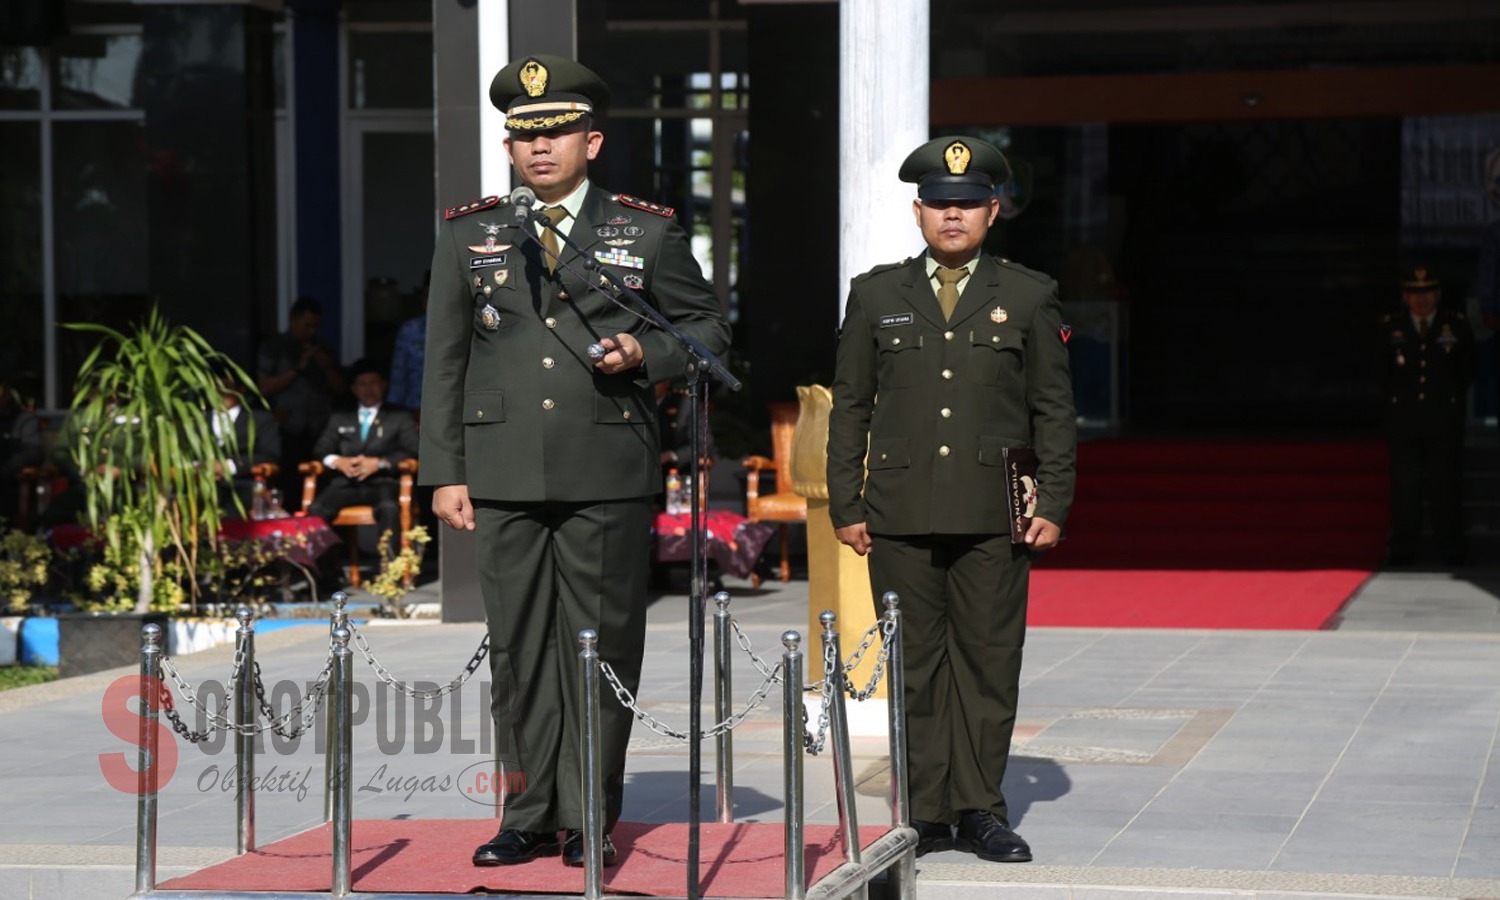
[477,3,512,199]
[838,0,929,321]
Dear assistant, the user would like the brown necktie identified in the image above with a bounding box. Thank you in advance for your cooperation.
[539,206,568,273]
[935,266,966,321]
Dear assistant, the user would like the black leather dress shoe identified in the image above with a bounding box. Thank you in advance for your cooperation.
[562,829,618,867]
[910,819,953,856]
[472,829,560,866]
[955,811,1032,863]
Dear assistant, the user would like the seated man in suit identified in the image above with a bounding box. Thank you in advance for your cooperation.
[307,359,420,541]
[214,376,282,516]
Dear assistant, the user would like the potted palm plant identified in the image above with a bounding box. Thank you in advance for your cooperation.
[57,308,261,675]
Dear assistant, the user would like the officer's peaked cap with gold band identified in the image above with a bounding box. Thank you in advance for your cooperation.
[490,54,611,131]
[1402,266,1440,291]
[899,135,1011,202]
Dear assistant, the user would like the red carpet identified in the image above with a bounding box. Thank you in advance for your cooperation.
[1027,438,1388,630]
[162,819,888,897]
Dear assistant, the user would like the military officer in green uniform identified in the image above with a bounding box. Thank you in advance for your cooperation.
[827,136,1076,863]
[1379,267,1475,566]
[420,54,731,868]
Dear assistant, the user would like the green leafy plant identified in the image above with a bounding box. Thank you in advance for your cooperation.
[66,307,261,613]
[367,526,432,618]
[0,522,51,614]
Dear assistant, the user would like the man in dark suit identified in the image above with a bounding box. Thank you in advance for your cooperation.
[307,359,419,541]
[214,379,281,516]
[827,136,1076,863]
[1379,268,1475,566]
[420,55,730,868]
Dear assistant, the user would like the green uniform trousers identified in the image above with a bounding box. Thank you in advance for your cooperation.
[475,497,652,832]
[870,532,1030,824]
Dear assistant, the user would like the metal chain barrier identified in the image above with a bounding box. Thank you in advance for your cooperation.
[160,640,338,741]
[599,658,784,742]
[349,624,489,701]
[802,639,837,755]
[251,657,335,740]
[845,614,897,701]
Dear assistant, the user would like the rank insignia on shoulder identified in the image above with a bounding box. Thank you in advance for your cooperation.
[615,194,675,218]
[1059,324,1073,344]
[446,195,506,219]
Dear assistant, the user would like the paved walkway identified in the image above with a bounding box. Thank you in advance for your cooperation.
[1,562,1498,899]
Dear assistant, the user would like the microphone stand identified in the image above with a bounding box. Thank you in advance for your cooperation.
[516,200,738,900]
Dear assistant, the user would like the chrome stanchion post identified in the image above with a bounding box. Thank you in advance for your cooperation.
[324,591,348,823]
[882,591,916,900]
[135,623,163,895]
[330,624,354,897]
[712,590,734,824]
[782,631,806,900]
[234,605,256,854]
[820,610,865,890]
[578,629,605,900]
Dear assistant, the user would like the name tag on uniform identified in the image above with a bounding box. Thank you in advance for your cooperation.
[879,313,913,328]
[470,254,507,269]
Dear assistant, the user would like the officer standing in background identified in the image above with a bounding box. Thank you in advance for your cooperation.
[827,136,1077,863]
[1380,268,1475,567]
[420,55,731,868]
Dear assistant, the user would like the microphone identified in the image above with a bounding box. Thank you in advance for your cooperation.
[509,185,536,223]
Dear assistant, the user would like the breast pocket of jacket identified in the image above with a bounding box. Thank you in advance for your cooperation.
[968,326,1024,383]
[875,330,924,388]
[463,389,505,424]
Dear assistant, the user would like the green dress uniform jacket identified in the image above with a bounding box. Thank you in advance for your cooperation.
[419,184,730,500]
[827,254,1076,535]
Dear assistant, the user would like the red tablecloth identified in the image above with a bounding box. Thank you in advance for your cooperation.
[50,516,339,568]
[653,510,777,580]
[219,515,340,567]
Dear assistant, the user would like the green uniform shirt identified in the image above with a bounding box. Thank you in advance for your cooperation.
[420,183,731,501]
[828,253,1077,535]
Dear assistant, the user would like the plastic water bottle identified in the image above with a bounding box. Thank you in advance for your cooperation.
[251,476,268,520]
[665,468,685,515]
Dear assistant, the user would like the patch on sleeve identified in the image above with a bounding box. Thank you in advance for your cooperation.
[615,194,676,218]
[1059,324,1073,344]
[445,195,505,220]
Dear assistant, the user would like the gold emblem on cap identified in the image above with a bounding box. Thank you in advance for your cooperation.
[519,60,548,98]
[991,307,1008,323]
[945,141,972,175]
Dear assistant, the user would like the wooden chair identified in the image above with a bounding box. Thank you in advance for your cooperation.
[298,458,419,588]
[741,401,807,584]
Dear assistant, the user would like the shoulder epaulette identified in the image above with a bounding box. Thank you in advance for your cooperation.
[995,257,1054,287]
[852,258,913,284]
[445,195,506,220]
[614,194,676,218]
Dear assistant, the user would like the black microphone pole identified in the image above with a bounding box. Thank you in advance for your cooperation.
[517,195,735,900]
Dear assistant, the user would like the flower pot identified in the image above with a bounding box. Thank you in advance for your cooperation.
[56,611,171,679]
